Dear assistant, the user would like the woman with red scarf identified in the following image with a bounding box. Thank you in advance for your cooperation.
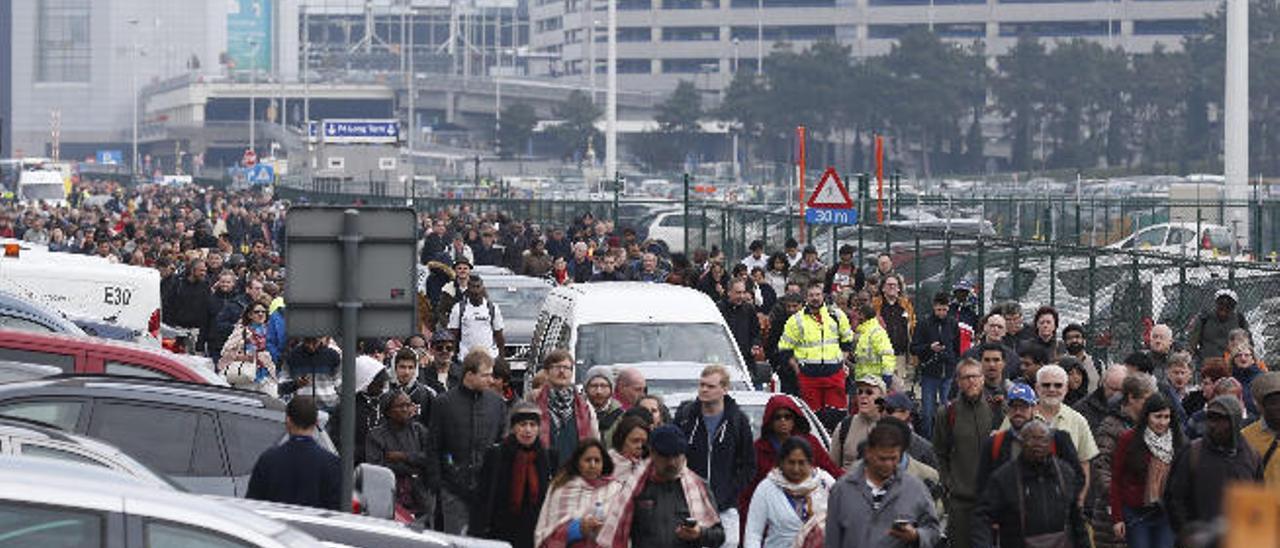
[534,439,615,547]
[473,402,559,548]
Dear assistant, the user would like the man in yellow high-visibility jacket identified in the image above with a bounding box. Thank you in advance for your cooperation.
[779,282,854,411]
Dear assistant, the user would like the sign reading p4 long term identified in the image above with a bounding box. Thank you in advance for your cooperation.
[322,119,400,144]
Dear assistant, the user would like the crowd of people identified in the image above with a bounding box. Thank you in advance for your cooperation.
[3,180,1276,548]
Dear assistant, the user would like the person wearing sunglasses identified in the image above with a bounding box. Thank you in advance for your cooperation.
[218,301,277,395]
[423,330,461,394]
[1000,364,1100,510]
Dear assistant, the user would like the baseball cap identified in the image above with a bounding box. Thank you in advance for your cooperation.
[882,392,914,412]
[854,375,887,393]
[1007,383,1038,405]
[650,424,688,457]
[953,279,974,292]
[1215,289,1238,304]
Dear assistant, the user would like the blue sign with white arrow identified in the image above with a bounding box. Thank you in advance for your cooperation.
[321,119,399,144]
[246,164,275,186]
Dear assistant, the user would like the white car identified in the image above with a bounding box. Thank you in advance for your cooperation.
[661,391,831,452]
[642,210,723,254]
[1107,222,1236,257]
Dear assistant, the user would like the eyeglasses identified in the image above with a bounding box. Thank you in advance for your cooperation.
[434,345,456,352]
[546,364,573,372]
[1039,382,1064,389]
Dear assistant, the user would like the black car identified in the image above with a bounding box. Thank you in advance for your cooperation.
[0,375,334,497]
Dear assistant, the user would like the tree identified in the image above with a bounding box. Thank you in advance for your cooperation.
[639,81,705,170]
[496,102,537,159]
[550,90,602,163]
[994,35,1048,171]
[881,29,970,178]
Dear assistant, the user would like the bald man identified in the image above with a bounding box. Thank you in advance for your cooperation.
[614,367,647,410]
[1147,323,1174,382]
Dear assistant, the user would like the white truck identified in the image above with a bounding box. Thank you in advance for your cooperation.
[0,241,161,344]
[16,169,69,206]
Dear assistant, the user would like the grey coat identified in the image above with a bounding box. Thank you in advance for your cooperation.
[825,463,941,548]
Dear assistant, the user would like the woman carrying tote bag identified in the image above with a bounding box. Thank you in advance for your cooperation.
[218,301,278,395]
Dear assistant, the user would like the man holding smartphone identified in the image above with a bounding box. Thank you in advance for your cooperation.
[825,422,940,547]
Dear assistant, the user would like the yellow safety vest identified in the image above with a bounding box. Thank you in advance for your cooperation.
[778,306,854,365]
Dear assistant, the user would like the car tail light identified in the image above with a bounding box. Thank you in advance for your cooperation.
[1202,232,1212,250]
[351,497,362,514]
[148,309,161,339]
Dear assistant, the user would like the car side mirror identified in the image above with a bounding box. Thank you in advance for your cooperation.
[354,463,396,520]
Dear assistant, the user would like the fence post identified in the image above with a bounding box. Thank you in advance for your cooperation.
[1049,241,1057,307]
[977,236,986,318]
[722,207,729,254]
[1012,238,1022,296]
[1130,254,1141,355]
[683,173,691,256]
[762,211,769,249]
[914,232,921,301]
[1177,260,1187,339]
[943,231,953,290]
[1088,248,1097,356]
[701,202,708,250]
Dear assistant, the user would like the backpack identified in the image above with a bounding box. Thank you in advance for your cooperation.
[453,297,497,332]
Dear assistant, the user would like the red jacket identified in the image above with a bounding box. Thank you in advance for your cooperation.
[1110,428,1152,523]
[737,395,843,517]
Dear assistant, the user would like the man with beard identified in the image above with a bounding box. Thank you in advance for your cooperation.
[531,350,599,466]
[779,283,855,411]
[1061,323,1098,392]
[932,359,993,548]
[391,348,438,426]
[1166,396,1262,540]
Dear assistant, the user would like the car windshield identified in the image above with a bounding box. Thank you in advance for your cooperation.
[486,284,551,321]
[573,323,743,380]
[20,184,64,201]
[644,378,753,399]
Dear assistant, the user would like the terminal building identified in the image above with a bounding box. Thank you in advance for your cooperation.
[527,0,1221,93]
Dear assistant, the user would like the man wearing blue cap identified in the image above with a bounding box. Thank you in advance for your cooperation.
[975,383,1083,490]
[596,424,725,548]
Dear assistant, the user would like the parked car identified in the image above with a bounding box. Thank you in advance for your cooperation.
[221,497,513,548]
[483,274,554,383]
[0,415,180,490]
[0,456,318,547]
[0,328,224,385]
[642,209,724,254]
[0,289,87,335]
[662,391,831,452]
[0,375,333,496]
[1107,222,1236,257]
[0,360,63,383]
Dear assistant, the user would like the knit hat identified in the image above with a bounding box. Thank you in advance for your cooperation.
[1250,372,1280,409]
[650,424,687,457]
[509,401,542,426]
[584,365,614,387]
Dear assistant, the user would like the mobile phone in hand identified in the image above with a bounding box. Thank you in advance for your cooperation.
[682,517,697,529]
[892,519,913,531]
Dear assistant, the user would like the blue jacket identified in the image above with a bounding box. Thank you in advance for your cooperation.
[246,435,342,511]
[674,395,756,512]
[266,309,286,363]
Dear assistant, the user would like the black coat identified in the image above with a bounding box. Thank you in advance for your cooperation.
[911,312,961,379]
[425,385,507,499]
[973,456,1089,548]
[719,301,761,365]
[471,438,557,548]
[162,275,211,330]
[246,435,342,511]
[674,396,757,512]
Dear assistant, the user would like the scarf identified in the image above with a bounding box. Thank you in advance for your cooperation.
[766,468,831,522]
[596,460,719,548]
[1144,428,1175,464]
[534,475,611,548]
[549,387,576,429]
[511,447,541,514]
[537,387,599,449]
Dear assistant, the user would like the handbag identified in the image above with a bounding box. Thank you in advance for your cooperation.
[224,326,258,387]
[1017,459,1072,548]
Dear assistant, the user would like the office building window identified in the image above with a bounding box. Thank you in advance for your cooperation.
[870,0,984,5]
[999,20,1119,36]
[662,0,721,9]
[536,16,563,32]
[36,0,91,83]
[729,25,836,41]
[618,27,653,41]
[729,0,836,7]
[662,27,721,41]
[662,58,721,73]
[935,22,986,37]
[868,23,925,39]
[619,0,653,9]
[617,59,653,73]
[1133,19,1206,35]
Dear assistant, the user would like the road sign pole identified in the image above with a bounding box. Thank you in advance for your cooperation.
[797,126,806,244]
[339,209,361,506]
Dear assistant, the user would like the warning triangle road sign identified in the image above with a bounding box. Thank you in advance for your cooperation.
[807,167,854,209]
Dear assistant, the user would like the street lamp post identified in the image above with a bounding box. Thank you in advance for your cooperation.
[249,39,258,154]
[129,18,140,179]
[756,0,763,74]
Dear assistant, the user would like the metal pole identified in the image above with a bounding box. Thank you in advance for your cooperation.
[605,0,618,179]
[408,8,416,152]
[339,209,362,505]
[129,19,140,180]
[756,0,763,75]
[250,40,258,153]
[684,173,690,254]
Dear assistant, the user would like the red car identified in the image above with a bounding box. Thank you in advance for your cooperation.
[0,329,224,384]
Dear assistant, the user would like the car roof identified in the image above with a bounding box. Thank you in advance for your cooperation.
[0,327,224,384]
[548,282,725,325]
[215,497,479,546]
[0,415,183,490]
[0,290,86,334]
[0,375,283,415]
[0,456,307,542]
[484,274,554,289]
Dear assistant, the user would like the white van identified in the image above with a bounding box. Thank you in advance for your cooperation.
[16,169,68,207]
[524,282,749,391]
[0,241,161,344]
